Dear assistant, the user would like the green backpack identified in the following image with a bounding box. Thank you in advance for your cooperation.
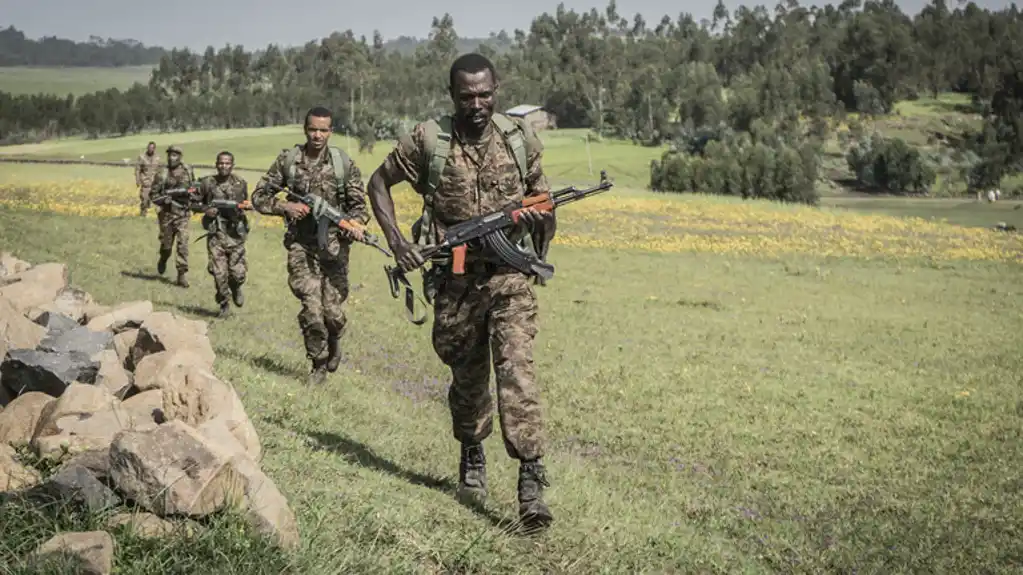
[413,112,531,248]
[281,144,350,191]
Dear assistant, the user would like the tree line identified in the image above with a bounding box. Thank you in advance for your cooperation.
[0,0,1020,205]
[0,26,166,67]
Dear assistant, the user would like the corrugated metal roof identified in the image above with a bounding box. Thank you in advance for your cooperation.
[505,104,544,116]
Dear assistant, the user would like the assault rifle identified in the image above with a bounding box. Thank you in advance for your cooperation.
[152,186,199,209]
[194,199,253,243]
[265,183,392,257]
[204,198,253,212]
[386,170,614,325]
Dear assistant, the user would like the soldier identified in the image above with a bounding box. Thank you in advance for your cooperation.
[150,145,197,287]
[366,53,557,531]
[134,141,162,216]
[251,106,369,385]
[196,151,249,317]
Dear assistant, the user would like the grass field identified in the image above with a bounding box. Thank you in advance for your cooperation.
[1,93,1023,572]
[0,65,154,96]
[1,201,1021,573]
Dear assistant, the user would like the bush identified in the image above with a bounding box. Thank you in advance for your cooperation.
[846,134,937,194]
[650,128,821,206]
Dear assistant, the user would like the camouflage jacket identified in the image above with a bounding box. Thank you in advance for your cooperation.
[251,144,368,247]
[151,163,197,217]
[387,117,553,264]
[197,173,249,244]
[135,152,162,187]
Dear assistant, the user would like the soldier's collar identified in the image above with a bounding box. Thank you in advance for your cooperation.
[453,119,493,146]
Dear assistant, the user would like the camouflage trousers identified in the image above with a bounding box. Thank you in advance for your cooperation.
[285,235,351,361]
[139,184,152,214]
[431,267,546,461]
[207,234,246,306]
[157,210,189,274]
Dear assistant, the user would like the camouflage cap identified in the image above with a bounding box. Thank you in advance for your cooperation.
[166,145,183,154]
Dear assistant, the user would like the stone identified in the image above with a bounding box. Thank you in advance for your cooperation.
[31,383,131,458]
[34,311,81,336]
[33,531,113,575]
[92,350,132,399]
[112,329,138,370]
[106,512,180,538]
[38,287,95,324]
[0,263,68,314]
[38,325,114,358]
[130,312,214,368]
[0,391,55,446]
[155,361,261,462]
[0,443,41,492]
[1,349,100,397]
[85,300,153,333]
[0,295,46,361]
[108,420,246,517]
[35,463,120,512]
[120,389,165,430]
[196,423,297,550]
[0,252,31,277]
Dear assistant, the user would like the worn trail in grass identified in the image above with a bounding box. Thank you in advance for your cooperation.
[0,206,1021,573]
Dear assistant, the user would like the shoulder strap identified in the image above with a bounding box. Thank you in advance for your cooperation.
[492,113,528,184]
[282,145,301,185]
[421,115,453,197]
[327,145,350,189]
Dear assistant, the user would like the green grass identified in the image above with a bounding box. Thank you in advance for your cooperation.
[0,126,666,189]
[0,205,1021,573]
[820,195,1023,229]
[0,66,154,96]
[1,493,292,574]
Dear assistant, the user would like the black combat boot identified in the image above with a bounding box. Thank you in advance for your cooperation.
[518,458,553,532]
[456,442,487,508]
[307,358,328,385]
[177,272,189,288]
[231,284,244,307]
[217,303,231,318]
[157,248,170,275]
[325,336,342,373]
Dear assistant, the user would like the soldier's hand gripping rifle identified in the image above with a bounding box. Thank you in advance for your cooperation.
[152,185,199,209]
[386,170,614,325]
[266,183,392,257]
[193,199,254,243]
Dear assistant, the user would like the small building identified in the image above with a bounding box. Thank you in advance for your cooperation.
[505,104,557,131]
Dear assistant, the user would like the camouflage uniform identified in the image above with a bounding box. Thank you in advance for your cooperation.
[135,151,162,216]
[197,173,249,310]
[387,117,552,463]
[150,152,197,283]
[251,145,369,371]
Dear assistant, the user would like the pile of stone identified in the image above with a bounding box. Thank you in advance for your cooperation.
[0,252,297,574]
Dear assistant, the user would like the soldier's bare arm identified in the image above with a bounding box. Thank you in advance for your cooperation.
[134,157,143,186]
[367,124,426,270]
[341,158,369,225]
[238,177,249,202]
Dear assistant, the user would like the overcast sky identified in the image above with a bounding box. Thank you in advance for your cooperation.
[0,0,1012,52]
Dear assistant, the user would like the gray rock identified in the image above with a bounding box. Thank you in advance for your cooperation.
[33,464,120,512]
[1,349,100,397]
[38,327,113,357]
[34,312,81,337]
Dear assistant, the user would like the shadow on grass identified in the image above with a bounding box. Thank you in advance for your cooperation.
[171,303,221,319]
[262,417,524,533]
[120,269,172,285]
[216,347,308,379]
